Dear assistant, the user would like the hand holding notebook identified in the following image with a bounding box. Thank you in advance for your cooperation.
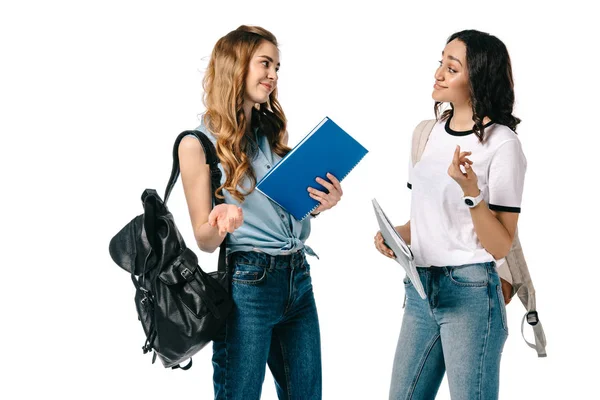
[372,198,427,299]
[256,117,368,220]
[308,172,344,215]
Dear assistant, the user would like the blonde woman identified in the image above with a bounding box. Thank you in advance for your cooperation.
[178,26,343,400]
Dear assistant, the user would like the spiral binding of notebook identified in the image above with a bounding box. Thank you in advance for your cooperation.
[256,117,368,221]
[304,202,321,220]
[301,151,366,219]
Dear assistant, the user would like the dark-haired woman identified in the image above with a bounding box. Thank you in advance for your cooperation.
[375,30,525,400]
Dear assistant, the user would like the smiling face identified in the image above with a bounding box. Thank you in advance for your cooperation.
[244,40,280,108]
[432,38,470,106]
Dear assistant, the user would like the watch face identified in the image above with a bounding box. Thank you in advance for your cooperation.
[465,199,474,206]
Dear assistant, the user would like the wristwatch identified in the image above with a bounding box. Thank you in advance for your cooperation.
[463,191,484,208]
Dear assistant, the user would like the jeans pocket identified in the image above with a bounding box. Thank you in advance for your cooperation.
[403,275,412,286]
[496,284,509,334]
[448,263,489,287]
[232,263,266,285]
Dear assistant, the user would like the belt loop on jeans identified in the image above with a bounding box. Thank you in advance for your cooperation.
[292,250,300,269]
[269,254,276,272]
[295,249,305,269]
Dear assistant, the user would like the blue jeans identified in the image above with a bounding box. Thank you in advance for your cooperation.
[212,250,321,400]
[389,262,508,400]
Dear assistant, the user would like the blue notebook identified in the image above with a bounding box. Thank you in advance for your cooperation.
[256,117,368,220]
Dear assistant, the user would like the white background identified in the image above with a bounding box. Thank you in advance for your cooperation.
[1,0,597,399]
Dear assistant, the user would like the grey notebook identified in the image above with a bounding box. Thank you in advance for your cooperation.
[372,198,426,299]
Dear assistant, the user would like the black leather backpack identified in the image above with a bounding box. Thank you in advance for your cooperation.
[109,130,232,369]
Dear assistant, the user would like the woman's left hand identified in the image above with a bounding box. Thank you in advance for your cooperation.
[307,172,343,213]
[448,145,479,194]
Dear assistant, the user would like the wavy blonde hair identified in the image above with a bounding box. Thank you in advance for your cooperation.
[203,25,290,203]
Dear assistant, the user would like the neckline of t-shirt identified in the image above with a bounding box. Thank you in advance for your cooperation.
[444,118,495,136]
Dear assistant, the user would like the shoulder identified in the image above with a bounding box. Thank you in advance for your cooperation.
[412,119,438,134]
[483,124,524,154]
[410,119,439,146]
[179,134,207,164]
[483,124,527,171]
[484,123,520,145]
[192,113,219,144]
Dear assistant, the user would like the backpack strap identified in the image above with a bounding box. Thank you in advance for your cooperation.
[164,130,222,205]
[411,119,437,167]
[519,288,547,357]
[507,231,547,357]
[401,120,436,308]
[171,358,193,370]
[163,130,227,274]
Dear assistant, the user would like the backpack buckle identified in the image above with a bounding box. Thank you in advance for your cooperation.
[180,267,194,282]
[527,311,539,326]
[140,292,153,310]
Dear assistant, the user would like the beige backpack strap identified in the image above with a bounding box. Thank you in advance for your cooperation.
[505,230,527,297]
[411,120,437,167]
[402,119,436,308]
[506,229,548,357]
[519,288,547,357]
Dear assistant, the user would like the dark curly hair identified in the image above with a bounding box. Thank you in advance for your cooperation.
[435,30,521,142]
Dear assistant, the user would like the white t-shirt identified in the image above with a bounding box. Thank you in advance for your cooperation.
[408,118,527,267]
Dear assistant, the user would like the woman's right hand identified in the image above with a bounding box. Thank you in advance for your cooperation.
[374,231,396,259]
[500,278,513,305]
[208,204,244,236]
